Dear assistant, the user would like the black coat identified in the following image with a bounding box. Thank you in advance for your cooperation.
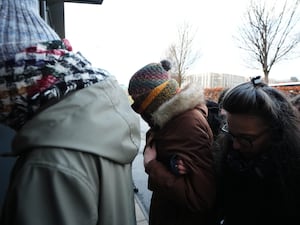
[216,149,300,225]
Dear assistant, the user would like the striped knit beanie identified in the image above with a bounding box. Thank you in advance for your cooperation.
[0,0,109,130]
[0,0,60,61]
[128,60,179,117]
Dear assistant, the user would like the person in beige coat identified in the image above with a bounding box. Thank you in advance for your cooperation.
[0,1,140,225]
[128,60,216,225]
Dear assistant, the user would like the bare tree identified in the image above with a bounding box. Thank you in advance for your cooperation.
[165,22,201,87]
[235,0,300,83]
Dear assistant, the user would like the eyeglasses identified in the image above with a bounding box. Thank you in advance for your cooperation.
[221,123,269,148]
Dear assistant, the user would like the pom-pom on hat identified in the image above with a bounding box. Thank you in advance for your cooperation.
[128,60,179,120]
[0,0,60,61]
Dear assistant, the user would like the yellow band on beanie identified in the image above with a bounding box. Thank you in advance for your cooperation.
[138,81,169,113]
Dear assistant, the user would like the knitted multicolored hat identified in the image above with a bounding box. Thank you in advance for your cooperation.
[0,0,109,130]
[0,0,60,61]
[128,60,179,118]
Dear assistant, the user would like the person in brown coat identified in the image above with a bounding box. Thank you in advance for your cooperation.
[128,60,216,225]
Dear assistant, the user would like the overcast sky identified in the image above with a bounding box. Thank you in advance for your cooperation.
[64,0,300,86]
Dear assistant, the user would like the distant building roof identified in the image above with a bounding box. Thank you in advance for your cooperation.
[269,82,300,87]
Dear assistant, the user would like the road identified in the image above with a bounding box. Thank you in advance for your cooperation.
[132,118,152,216]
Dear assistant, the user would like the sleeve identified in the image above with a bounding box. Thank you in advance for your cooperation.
[1,160,99,225]
[145,110,216,213]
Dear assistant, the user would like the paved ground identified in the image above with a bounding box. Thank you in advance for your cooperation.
[134,117,150,225]
[135,194,149,225]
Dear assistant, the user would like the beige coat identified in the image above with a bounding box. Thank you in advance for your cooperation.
[1,76,141,225]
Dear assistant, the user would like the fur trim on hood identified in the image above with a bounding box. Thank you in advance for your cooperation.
[152,83,206,128]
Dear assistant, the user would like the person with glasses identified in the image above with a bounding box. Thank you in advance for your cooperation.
[213,76,300,225]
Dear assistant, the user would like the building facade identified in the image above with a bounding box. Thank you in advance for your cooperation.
[183,72,248,88]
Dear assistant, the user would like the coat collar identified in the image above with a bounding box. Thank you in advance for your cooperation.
[152,83,207,128]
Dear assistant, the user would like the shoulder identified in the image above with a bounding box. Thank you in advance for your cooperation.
[167,107,213,141]
[14,148,100,192]
[153,83,206,128]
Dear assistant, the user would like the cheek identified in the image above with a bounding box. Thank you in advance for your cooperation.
[253,136,270,154]
[236,137,270,159]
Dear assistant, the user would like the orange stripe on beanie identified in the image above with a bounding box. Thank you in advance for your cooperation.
[128,60,180,115]
[138,81,168,113]
[141,79,179,115]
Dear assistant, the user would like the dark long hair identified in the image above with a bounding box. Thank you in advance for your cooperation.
[222,78,300,165]
[215,77,300,212]
[212,77,300,222]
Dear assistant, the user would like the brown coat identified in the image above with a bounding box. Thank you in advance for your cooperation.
[145,84,216,225]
